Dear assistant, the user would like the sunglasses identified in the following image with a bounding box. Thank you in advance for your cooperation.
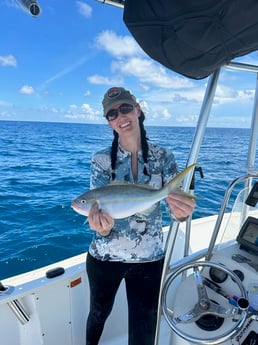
[106,103,134,121]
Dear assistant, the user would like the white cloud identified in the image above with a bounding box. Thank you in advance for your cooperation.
[237,89,255,100]
[84,90,91,96]
[171,89,205,103]
[162,108,172,120]
[148,107,172,121]
[88,74,123,85]
[95,30,143,57]
[93,30,192,90]
[139,87,205,106]
[64,103,101,121]
[19,85,35,95]
[91,30,256,127]
[81,103,95,114]
[214,85,254,105]
[0,54,17,67]
[50,107,59,113]
[175,113,199,125]
[77,1,92,18]
[112,57,192,89]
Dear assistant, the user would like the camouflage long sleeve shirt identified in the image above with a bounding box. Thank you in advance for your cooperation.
[88,142,178,262]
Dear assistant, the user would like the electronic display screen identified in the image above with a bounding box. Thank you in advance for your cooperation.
[245,181,258,206]
[237,216,258,254]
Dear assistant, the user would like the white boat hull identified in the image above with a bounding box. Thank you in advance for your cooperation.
[0,214,248,345]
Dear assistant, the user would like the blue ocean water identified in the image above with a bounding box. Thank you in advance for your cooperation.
[0,121,253,280]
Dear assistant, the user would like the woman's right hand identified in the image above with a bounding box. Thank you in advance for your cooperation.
[88,202,114,236]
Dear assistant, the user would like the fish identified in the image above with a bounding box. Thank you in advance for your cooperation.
[71,163,197,219]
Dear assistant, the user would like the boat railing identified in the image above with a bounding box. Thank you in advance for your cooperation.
[206,173,258,261]
[167,172,258,274]
[226,61,258,73]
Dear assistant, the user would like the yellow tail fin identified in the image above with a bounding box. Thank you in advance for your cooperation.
[165,163,197,198]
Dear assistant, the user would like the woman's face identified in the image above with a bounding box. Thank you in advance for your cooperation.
[107,103,141,138]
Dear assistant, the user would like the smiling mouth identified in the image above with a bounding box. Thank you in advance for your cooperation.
[119,121,131,129]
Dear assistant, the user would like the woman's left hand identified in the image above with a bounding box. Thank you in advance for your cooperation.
[166,193,196,221]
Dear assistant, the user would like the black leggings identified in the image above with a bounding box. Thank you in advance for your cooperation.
[86,254,164,345]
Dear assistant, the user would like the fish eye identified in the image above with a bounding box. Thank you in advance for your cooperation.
[80,199,87,204]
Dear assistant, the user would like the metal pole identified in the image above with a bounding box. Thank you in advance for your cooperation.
[247,73,258,170]
[95,0,124,9]
[155,69,221,344]
[182,69,221,259]
[241,73,258,224]
[183,69,221,187]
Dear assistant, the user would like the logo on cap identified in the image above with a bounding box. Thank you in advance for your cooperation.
[107,87,121,99]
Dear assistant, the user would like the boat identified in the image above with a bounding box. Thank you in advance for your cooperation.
[1,1,258,344]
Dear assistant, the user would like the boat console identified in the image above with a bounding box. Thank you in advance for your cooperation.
[161,184,258,345]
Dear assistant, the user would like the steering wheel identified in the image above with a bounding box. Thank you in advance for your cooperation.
[161,261,249,344]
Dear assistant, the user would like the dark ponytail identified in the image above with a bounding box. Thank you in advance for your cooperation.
[139,111,150,177]
[111,130,119,180]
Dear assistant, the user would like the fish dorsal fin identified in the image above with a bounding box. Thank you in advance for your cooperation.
[108,181,131,186]
[108,181,156,190]
[133,183,157,190]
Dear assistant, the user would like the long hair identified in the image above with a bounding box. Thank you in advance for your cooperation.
[110,111,149,180]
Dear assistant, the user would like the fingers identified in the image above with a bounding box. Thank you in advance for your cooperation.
[88,202,114,236]
[88,202,101,226]
[166,193,196,220]
[100,212,114,230]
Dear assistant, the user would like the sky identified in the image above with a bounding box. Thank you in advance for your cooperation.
[0,0,258,127]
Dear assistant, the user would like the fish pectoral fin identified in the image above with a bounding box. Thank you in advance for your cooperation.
[173,189,198,199]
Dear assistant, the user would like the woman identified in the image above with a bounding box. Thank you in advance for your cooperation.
[86,87,195,345]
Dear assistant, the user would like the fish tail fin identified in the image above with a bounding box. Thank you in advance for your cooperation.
[165,163,197,198]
